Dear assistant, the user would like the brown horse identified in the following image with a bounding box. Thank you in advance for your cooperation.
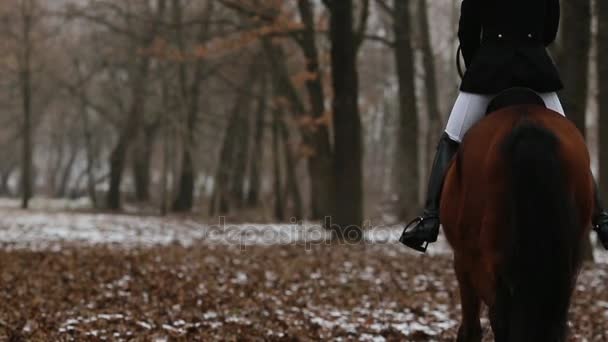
[440,102,594,341]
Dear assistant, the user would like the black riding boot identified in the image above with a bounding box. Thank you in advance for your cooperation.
[400,133,460,252]
[592,180,608,250]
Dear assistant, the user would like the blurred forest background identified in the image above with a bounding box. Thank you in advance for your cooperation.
[0,0,606,232]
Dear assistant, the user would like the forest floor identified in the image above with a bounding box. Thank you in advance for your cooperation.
[0,207,608,341]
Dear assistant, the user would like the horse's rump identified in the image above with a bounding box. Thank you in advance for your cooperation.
[440,105,594,341]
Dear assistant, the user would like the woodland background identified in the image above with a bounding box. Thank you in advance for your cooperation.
[0,0,605,231]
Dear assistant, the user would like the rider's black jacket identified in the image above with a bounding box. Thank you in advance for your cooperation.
[459,0,563,94]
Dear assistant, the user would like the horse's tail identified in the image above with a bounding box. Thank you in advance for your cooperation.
[499,120,581,341]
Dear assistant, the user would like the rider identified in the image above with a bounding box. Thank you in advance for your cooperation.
[400,0,608,252]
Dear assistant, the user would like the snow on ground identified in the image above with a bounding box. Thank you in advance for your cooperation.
[0,205,606,262]
[0,197,93,211]
[0,207,455,254]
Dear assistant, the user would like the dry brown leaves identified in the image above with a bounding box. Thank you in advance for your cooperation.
[0,243,606,341]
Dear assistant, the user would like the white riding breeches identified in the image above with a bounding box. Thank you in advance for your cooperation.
[444,91,566,143]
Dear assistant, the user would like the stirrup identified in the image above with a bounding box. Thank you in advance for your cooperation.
[406,239,430,253]
[399,216,437,253]
[593,212,608,250]
[404,215,439,230]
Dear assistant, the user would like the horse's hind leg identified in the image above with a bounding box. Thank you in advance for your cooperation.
[455,258,482,342]
[489,305,507,342]
[488,279,510,342]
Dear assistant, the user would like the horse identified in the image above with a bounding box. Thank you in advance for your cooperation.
[440,89,594,342]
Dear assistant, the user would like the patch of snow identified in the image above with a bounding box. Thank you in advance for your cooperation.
[98,314,124,321]
[136,321,153,330]
[202,311,218,320]
[161,324,183,334]
[225,316,252,325]
[231,272,248,285]
[360,334,386,342]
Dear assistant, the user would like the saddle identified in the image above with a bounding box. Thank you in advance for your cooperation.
[486,87,546,115]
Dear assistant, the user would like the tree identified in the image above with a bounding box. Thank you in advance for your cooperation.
[559,0,593,261]
[373,0,420,219]
[417,0,441,169]
[599,0,608,211]
[559,0,591,134]
[392,0,419,219]
[324,0,367,238]
[106,0,167,210]
[0,0,47,208]
[209,57,260,216]
[171,0,215,212]
[296,0,334,221]
[246,77,267,207]
[18,0,35,209]
[218,0,336,221]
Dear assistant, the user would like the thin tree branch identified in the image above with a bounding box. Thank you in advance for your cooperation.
[375,0,394,15]
[355,0,371,50]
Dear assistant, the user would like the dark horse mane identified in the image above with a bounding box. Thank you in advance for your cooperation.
[497,118,583,341]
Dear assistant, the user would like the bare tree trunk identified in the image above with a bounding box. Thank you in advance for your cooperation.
[19,2,34,209]
[599,0,608,252]
[559,0,593,261]
[160,80,170,215]
[326,0,364,238]
[48,138,64,197]
[210,111,237,216]
[393,0,419,219]
[418,0,441,170]
[132,132,146,201]
[247,79,267,207]
[0,165,15,197]
[106,0,166,210]
[56,144,78,198]
[449,0,460,106]
[600,0,608,194]
[209,65,256,215]
[172,0,213,212]
[80,104,97,208]
[272,108,285,221]
[229,112,250,209]
[263,40,303,220]
[107,71,147,210]
[280,119,303,220]
[132,127,156,202]
[172,129,195,211]
[559,0,591,134]
[297,0,334,220]
[69,57,99,207]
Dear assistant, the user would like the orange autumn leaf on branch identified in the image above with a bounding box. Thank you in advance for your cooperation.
[291,70,319,88]
[296,110,333,132]
[296,115,315,129]
[315,110,333,129]
[298,143,317,159]
[271,96,292,112]
[193,19,303,60]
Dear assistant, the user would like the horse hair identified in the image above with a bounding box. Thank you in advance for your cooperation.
[497,119,583,342]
